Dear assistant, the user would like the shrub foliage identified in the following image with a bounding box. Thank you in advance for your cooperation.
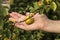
[0,0,60,40]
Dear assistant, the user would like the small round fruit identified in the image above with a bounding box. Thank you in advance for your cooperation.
[12,33,16,40]
[25,16,30,20]
[25,18,34,25]
[0,35,2,37]
[45,0,52,4]
[30,13,35,17]
[38,0,43,6]
[51,2,57,11]
[4,37,9,40]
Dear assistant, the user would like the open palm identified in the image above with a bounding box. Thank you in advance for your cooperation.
[9,12,48,31]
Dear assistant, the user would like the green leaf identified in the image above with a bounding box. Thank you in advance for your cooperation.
[51,2,57,12]
[0,17,4,30]
[29,7,35,13]
[0,4,8,16]
[33,2,40,10]
[45,5,51,13]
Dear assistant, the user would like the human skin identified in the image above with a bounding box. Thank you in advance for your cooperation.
[9,12,60,33]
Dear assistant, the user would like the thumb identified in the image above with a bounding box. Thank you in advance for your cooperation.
[26,12,30,16]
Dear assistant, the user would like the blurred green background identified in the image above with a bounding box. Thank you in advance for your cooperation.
[0,0,60,40]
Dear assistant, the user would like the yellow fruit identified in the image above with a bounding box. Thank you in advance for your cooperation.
[25,18,34,25]
[12,33,16,40]
[25,14,35,25]
[11,20,16,23]
[30,13,35,17]
[51,2,57,11]
[4,37,9,40]
[25,16,30,20]
[46,0,52,4]
[38,0,43,6]
[0,35,2,37]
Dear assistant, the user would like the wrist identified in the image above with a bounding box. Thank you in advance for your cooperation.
[44,19,60,33]
[39,19,53,32]
[38,18,51,31]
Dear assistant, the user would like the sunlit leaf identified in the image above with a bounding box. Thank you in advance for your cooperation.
[0,4,8,16]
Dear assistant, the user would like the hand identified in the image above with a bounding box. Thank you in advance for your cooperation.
[9,12,26,22]
[9,12,49,31]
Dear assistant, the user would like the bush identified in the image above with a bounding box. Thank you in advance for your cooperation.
[0,0,60,40]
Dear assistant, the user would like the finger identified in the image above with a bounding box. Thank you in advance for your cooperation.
[9,18,16,22]
[12,12,22,18]
[26,12,30,16]
[20,22,37,30]
[10,12,21,18]
[9,12,21,21]
[10,14,20,21]
[18,22,31,30]
[28,23,40,30]
[10,12,26,22]
[15,22,39,30]
[15,23,25,30]
[21,22,39,30]
[9,17,21,22]
[9,17,23,23]
[20,15,26,20]
[20,22,28,27]
[10,14,26,22]
[10,12,19,18]
[15,23,28,30]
